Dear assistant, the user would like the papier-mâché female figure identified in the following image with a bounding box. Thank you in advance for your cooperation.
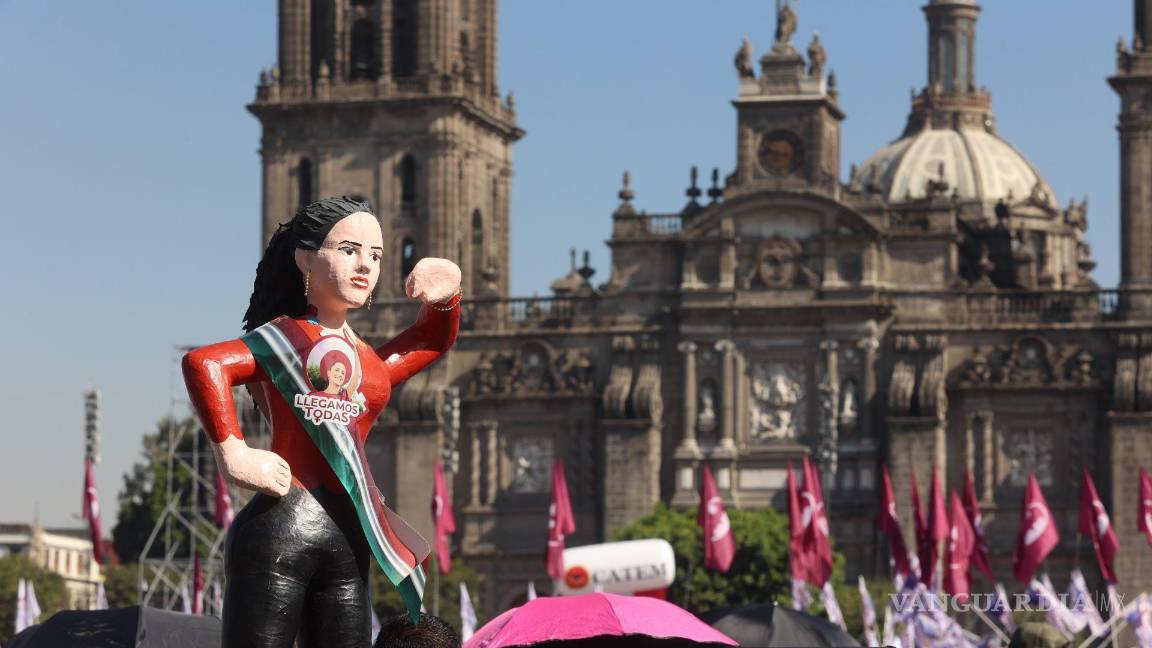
[183,196,460,647]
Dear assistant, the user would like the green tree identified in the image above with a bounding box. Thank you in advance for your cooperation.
[101,562,153,608]
[370,557,485,635]
[0,555,70,641]
[614,503,802,616]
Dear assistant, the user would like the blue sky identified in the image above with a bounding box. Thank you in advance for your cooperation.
[0,1,1129,530]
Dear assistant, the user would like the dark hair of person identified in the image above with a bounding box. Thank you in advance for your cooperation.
[374,612,461,648]
[242,196,374,332]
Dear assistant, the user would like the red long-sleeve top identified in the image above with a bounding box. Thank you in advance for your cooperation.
[182,294,460,494]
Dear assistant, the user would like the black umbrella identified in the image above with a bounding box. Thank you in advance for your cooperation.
[701,603,862,648]
[7,605,221,648]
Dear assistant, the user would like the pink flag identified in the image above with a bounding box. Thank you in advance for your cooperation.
[910,468,930,581]
[787,462,811,582]
[432,460,456,575]
[192,553,204,615]
[1079,467,1119,583]
[82,456,104,565]
[214,470,234,529]
[1140,468,1152,549]
[545,458,575,580]
[1013,472,1060,584]
[926,465,949,588]
[801,457,833,586]
[961,470,994,580]
[879,465,912,578]
[698,464,735,572]
[943,491,974,603]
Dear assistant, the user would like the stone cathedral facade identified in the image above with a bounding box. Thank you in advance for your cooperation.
[248,0,1152,614]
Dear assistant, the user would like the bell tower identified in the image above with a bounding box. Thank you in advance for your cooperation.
[1110,0,1152,300]
[251,0,523,306]
[729,1,844,194]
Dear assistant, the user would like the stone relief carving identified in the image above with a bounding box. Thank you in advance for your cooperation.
[747,235,819,289]
[749,362,805,441]
[1005,428,1054,487]
[958,336,1098,389]
[509,436,553,494]
[469,343,595,398]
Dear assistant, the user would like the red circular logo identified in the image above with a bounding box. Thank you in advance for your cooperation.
[564,565,590,590]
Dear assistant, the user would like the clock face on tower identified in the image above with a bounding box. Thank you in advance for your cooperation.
[757,130,805,176]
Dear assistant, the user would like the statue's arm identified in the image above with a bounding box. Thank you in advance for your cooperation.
[183,339,292,496]
[375,292,462,388]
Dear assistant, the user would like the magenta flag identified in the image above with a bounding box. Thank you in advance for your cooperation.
[926,465,949,588]
[192,553,204,615]
[1140,468,1152,548]
[961,470,994,580]
[82,456,104,565]
[1012,472,1060,584]
[214,470,234,529]
[432,460,456,575]
[787,462,811,582]
[800,457,833,586]
[943,491,975,603]
[1079,467,1119,583]
[879,465,912,577]
[910,468,929,581]
[545,458,575,580]
[698,464,735,573]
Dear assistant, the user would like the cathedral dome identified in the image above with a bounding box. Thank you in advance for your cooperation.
[855,125,1058,210]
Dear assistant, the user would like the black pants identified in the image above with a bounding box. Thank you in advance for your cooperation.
[222,485,371,648]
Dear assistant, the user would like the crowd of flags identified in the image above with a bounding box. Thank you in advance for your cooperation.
[27,445,1151,647]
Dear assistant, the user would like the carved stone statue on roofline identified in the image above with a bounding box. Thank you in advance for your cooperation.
[774,0,798,53]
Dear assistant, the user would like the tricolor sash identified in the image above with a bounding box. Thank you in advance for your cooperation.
[242,316,428,621]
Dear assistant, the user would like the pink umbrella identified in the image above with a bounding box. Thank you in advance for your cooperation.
[464,593,738,648]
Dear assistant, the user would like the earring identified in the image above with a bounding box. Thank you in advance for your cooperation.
[367,292,373,309]
[304,270,311,297]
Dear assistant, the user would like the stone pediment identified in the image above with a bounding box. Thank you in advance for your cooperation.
[679,189,877,241]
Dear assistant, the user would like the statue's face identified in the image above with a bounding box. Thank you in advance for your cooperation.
[297,211,383,312]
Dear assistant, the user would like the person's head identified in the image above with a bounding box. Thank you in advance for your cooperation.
[319,349,351,391]
[374,612,460,648]
[243,196,383,331]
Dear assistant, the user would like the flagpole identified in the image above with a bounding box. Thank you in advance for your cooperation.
[432,564,440,617]
[971,604,1011,645]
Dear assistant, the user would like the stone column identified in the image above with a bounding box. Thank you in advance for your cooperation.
[469,423,482,508]
[818,339,840,490]
[677,341,699,454]
[719,218,736,290]
[859,335,879,441]
[485,423,498,505]
[715,340,737,453]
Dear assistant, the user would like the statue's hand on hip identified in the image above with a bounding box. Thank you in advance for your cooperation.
[213,437,292,497]
[405,257,462,304]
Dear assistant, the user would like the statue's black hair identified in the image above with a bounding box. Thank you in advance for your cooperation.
[242,196,374,332]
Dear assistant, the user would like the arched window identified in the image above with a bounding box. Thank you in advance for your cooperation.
[471,211,486,294]
[399,155,417,207]
[459,31,472,74]
[298,158,314,208]
[350,19,377,80]
[310,0,333,79]
[392,0,419,77]
[400,237,417,290]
